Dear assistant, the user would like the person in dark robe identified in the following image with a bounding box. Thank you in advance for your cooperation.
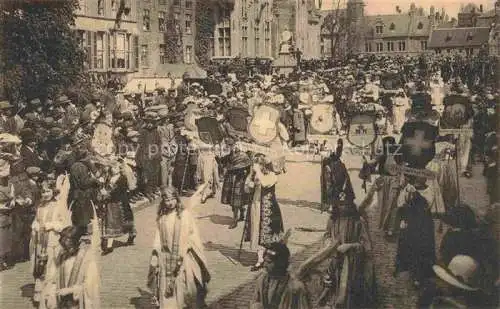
[171,125,199,195]
[297,193,376,309]
[100,163,136,255]
[11,166,41,262]
[291,104,307,146]
[250,242,311,309]
[136,118,162,200]
[220,138,252,229]
[68,149,99,236]
[0,178,14,271]
[395,176,436,287]
[245,155,284,272]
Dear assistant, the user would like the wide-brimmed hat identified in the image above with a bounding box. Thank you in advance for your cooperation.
[433,255,480,291]
[55,95,72,105]
[26,166,42,176]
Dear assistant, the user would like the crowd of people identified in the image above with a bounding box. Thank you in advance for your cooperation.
[0,52,498,309]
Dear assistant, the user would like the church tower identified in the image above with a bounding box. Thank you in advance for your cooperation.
[346,0,365,54]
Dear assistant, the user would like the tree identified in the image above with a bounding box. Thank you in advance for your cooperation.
[195,0,216,68]
[321,0,349,59]
[0,0,85,105]
[164,9,183,63]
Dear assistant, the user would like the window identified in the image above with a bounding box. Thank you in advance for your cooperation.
[112,32,129,69]
[387,41,394,51]
[160,44,166,64]
[264,21,271,56]
[133,36,139,68]
[376,42,383,52]
[398,41,406,51]
[141,45,149,67]
[143,9,150,31]
[94,32,104,69]
[242,26,248,56]
[97,0,104,15]
[185,14,192,34]
[111,0,117,12]
[159,0,167,4]
[417,22,424,29]
[173,0,180,6]
[84,31,91,68]
[436,48,441,54]
[375,25,383,34]
[365,42,372,52]
[389,23,395,31]
[217,27,231,56]
[420,40,427,50]
[466,48,474,55]
[185,0,193,9]
[255,26,260,56]
[174,13,181,33]
[185,45,193,64]
[242,0,247,18]
[159,11,166,31]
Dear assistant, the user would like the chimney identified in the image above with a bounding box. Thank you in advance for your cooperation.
[479,4,483,12]
[430,6,435,17]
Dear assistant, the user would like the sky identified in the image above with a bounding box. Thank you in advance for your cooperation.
[319,0,494,18]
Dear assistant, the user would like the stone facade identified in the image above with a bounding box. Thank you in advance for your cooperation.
[210,0,323,60]
[74,0,139,82]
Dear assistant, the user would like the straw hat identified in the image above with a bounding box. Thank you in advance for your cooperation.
[433,255,480,291]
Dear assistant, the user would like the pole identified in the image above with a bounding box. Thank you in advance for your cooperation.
[455,134,461,206]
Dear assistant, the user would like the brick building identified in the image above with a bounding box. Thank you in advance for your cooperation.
[74,0,139,84]
[210,0,323,60]
[136,0,204,79]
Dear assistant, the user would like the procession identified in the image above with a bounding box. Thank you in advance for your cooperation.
[1,0,499,308]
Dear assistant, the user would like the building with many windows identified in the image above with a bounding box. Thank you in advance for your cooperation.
[74,0,139,84]
[361,4,446,55]
[136,0,204,79]
[210,0,323,60]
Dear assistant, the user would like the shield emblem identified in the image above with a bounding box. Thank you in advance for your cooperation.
[248,105,280,145]
[196,117,224,145]
[442,95,473,129]
[310,104,334,134]
[227,107,250,132]
[400,121,438,169]
[347,114,377,147]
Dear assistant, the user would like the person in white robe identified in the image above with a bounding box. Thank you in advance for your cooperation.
[148,185,210,309]
[392,90,410,134]
[430,75,445,115]
[30,175,72,308]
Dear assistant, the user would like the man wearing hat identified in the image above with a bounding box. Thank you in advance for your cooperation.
[418,255,488,308]
[136,113,162,200]
[0,100,24,135]
[0,179,14,271]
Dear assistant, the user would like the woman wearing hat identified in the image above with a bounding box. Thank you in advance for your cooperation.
[244,154,284,272]
[220,138,252,229]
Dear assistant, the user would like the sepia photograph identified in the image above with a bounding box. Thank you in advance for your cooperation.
[0,0,499,308]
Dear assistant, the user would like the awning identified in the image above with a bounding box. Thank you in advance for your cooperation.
[123,78,183,94]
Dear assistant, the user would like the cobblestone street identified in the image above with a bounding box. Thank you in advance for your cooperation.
[0,157,490,309]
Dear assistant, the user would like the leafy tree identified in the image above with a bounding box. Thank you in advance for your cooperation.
[195,0,216,68]
[0,0,85,105]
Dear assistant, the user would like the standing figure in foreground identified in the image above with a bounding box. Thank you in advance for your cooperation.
[147,186,210,309]
[251,241,311,309]
[51,226,100,309]
[244,155,284,272]
[220,138,252,229]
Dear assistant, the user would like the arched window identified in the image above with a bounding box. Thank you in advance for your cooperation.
[417,22,423,29]
[389,23,395,30]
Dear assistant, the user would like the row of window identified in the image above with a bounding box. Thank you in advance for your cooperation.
[143,10,191,33]
[435,48,474,55]
[94,0,192,16]
[374,22,424,34]
[364,40,427,52]
[77,31,138,70]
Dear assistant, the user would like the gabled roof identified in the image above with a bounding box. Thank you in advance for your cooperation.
[428,27,490,48]
[364,13,431,38]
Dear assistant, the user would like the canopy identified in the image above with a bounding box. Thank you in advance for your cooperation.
[123,78,182,94]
